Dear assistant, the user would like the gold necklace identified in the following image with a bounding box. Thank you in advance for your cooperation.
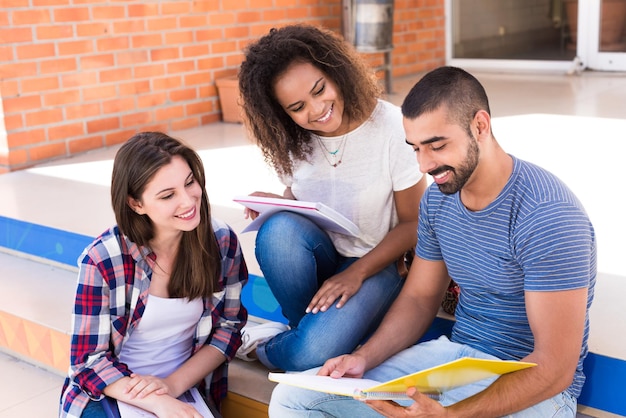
[316,134,348,168]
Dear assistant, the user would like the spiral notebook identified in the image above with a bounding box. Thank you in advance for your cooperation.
[268,357,536,400]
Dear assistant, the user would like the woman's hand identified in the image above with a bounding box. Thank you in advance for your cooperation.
[152,395,206,418]
[243,191,285,220]
[124,373,171,399]
[306,269,364,313]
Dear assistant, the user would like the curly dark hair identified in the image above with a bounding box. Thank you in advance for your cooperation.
[239,24,382,177]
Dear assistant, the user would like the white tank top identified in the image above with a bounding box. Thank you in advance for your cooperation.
[119,295,203,377]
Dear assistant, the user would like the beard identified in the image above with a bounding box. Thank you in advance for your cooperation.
[433,137,479,195]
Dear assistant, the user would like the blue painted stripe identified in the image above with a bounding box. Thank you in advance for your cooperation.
[0,215,92,266]
[0,215,624,415]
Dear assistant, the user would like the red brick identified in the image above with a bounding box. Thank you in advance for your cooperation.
[117,50,148,66]
[137,92,167,109]
[134,63,165,79]
[83,84,117,101]
[97,36,130,52]
[169,88,197,102]
[105,129,136,146]
[161,1,190,15]
[208,13,235,26]
[185,101,210,116]
[196,28,223,42]
[33,0,69,6]
[0,45,12,61]
[54,7,90,22]
[0,79,19,97]
[182,44,209,58]
[80,54,115,69]
[40,57,78,74]
[48,122,85,140]
[211,41,237,54]
[43,89,80,107]
[131,34,163,48]
[235,11,261,24]
[128,3,159,17]
[92,5,125,19]
[21,76,60,94]
[61,71,97,88]
[150,47,179,61]
[121,111,152,128]
[3,114,23,131]
[87,116,120,133]
[102,97,135,114]
[12,9,51,25]
[152,76,182,91]
[147,17,177,32]
[65,103,100,120]
[99,67,132,83]
[225,26,249,39]
[184,72,210,86]
[171,117,200,131]
[119,80,151,95]
[165,30,194,45]
[155,104,184,121]
[7,149,28,167]
[58,40,94,56]
[29,142,67,162]
[7,128,46,148]
[68,135,104,154]
[36,24,73,40]
[198,56,224,71]
[167,60,196,74]
[0,27,32,43]
[16,43,55,60]
[3,95,42,113]
[180,15,207,28]
[190,0,218,13]
[76,22,109,37]
[26,108,64,127]
[1,0,30,7]
[113,20,146,34]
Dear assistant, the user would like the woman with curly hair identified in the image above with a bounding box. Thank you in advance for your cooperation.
[236,24,426,372]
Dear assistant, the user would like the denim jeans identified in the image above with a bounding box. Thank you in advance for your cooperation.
[255,212,405,371]
[80,400,107,418]
[269,336,578,417]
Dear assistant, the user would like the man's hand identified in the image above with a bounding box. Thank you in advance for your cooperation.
[318,353,367,379]
[366,387,447,418]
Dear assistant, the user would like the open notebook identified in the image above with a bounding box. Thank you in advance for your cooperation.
[269,357,536,400]
[102,387,217,418]
[234,195,360,237]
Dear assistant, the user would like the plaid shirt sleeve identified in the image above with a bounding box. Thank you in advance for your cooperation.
[61,227,145,416]
[205,218,249,406]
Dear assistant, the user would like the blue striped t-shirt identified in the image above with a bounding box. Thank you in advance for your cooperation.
[416,155,596,398]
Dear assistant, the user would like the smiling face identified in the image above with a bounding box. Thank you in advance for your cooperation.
[128,155,202,238]
[273,61,349,137]
[404,106,480,195]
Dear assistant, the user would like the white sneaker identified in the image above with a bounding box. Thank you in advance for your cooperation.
[236,321,290,362]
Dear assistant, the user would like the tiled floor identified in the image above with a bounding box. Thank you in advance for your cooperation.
[1,68,626,417]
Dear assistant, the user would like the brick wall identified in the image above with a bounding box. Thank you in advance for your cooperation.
[0,0,444,174]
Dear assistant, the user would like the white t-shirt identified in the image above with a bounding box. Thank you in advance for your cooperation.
[119,295,204,377]
[283,100,422,257]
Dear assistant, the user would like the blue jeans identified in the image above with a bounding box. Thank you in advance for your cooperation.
[269,336,578,417]
[255,212,405,371]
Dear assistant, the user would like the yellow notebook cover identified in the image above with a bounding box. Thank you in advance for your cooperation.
[268,357,536,400]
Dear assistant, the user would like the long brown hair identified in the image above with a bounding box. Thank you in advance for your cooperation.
[239,24,381,177]
[111,132,220,298]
